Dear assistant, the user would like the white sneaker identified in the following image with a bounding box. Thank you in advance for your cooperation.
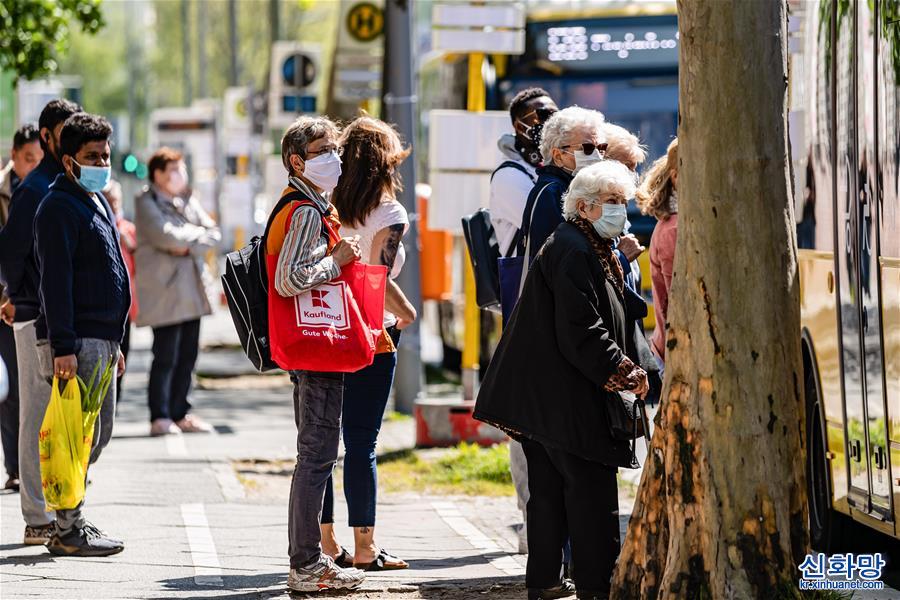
[287,555,365,592]
[150,418,180,437]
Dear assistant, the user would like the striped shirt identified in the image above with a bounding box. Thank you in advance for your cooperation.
[272,177,341,297]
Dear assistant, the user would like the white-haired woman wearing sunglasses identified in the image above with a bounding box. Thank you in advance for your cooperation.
[515,106,607,266]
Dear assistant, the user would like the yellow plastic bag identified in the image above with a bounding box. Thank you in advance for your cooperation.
[39,377,87,511]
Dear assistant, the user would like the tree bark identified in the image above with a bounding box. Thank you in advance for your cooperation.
[610,1,808,598]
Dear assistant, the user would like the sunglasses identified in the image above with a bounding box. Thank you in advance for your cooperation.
[519,106,558,125]
[564,142,608,156]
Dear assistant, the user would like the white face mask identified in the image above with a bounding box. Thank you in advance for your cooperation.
[591,203,628,239]
[167,168,188,195]
[573,148,603,174]
[302,151,342,194]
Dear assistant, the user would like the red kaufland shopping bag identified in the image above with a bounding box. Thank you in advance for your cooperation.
[267,256,388,373]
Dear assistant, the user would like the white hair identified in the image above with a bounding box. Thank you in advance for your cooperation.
[602,122,647,169]
[563,160,637,220]
[539,106,606,163]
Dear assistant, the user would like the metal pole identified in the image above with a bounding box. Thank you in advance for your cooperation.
[228,0,239,86]
[270,0,280,44]
[125,3,137,149]
[197,0,208,99]
[382,0,423,413]
[181,0,192,105]
[461,53,485,400]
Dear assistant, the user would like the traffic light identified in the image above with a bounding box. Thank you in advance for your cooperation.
[121,152,148,180]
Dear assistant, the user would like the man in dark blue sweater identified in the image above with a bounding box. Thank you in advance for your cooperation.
[34,112,129,557]
[0,99,81,545]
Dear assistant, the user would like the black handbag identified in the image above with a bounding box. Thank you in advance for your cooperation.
[606,391,652,467]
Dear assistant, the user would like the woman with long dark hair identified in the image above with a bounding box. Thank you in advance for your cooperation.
[319,116,416,571]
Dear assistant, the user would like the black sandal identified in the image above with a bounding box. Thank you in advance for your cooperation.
[354,548,408,571]
[334,546,354,568]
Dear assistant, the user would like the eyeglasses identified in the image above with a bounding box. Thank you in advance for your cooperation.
[305,145,342,159]
[563,142,608,156]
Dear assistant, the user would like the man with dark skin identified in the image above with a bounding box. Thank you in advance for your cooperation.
[34,113,129,557]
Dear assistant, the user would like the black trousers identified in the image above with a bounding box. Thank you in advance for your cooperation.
[522,438,620,594]
[148,319,200,422]
[0,322,18,476]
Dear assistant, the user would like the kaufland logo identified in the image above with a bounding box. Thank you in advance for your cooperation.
[311,290,330,310]
[295,282,350,330]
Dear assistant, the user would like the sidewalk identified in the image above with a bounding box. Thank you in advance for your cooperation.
[0,312,538,599]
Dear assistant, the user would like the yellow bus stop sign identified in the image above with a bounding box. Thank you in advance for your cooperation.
[347,2,384,43]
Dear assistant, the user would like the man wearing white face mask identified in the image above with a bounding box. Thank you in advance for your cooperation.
[33,113,129,556]
[518,106,607,267]
[135,147,221,437]
[268,116,366,593]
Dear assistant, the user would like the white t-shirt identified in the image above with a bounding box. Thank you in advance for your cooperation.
[489,159,537,256]
[341,200,409,326]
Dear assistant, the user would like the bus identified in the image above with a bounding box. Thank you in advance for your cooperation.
[792,0,900,548]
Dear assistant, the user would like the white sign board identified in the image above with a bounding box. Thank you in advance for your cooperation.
[432,1,525,55]
[428,110,515,232]
[432,29,525,55]
[432,3,525,28]
[429,110,511,171]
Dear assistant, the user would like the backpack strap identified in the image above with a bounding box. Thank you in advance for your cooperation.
[263,190,332,246]
[491,160,536,184]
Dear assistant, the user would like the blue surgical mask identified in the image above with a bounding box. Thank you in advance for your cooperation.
[592,203,628,239]
[73,160,111,193]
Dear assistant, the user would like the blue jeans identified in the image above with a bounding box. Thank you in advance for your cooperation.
[321,331,399,527]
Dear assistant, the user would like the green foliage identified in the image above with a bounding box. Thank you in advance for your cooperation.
[0,0,105,81]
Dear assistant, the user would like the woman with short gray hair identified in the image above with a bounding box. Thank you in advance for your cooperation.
[267,115,367,593]
[476,160,647,599]
[518,106,607,266]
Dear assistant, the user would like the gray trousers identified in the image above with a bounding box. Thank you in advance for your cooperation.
[37,338,118,534]
[15,321,54,527]
[288,370,343,570]
[510,440,529,525]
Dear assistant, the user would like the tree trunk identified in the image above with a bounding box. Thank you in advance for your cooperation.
[610,1,808,598]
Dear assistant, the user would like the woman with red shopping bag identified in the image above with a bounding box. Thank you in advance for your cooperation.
[266,116,381,593]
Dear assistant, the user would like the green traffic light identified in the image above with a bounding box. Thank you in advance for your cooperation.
[124,154,139,173]
[135,164,148,179]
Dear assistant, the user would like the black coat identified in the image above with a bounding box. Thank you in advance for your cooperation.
[474,221,636,467]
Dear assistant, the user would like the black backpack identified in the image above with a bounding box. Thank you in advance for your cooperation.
[221,190,324,372]
[460,161,535,312]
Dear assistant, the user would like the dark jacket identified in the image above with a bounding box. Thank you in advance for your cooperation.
[519,164,574,265]
[33,174,131,357]
[0,154,65,322]
[474,221,636,467]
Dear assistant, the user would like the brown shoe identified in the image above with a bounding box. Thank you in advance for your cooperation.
[175,414,214,433]
[24,523,55,545]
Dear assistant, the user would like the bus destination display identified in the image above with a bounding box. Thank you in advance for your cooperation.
[536,22,679,72]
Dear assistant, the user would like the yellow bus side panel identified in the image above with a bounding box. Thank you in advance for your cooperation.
[799,250,848,511]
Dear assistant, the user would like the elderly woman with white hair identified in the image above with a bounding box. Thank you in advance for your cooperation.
[517,106,607,266]
[476,160,648,600]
